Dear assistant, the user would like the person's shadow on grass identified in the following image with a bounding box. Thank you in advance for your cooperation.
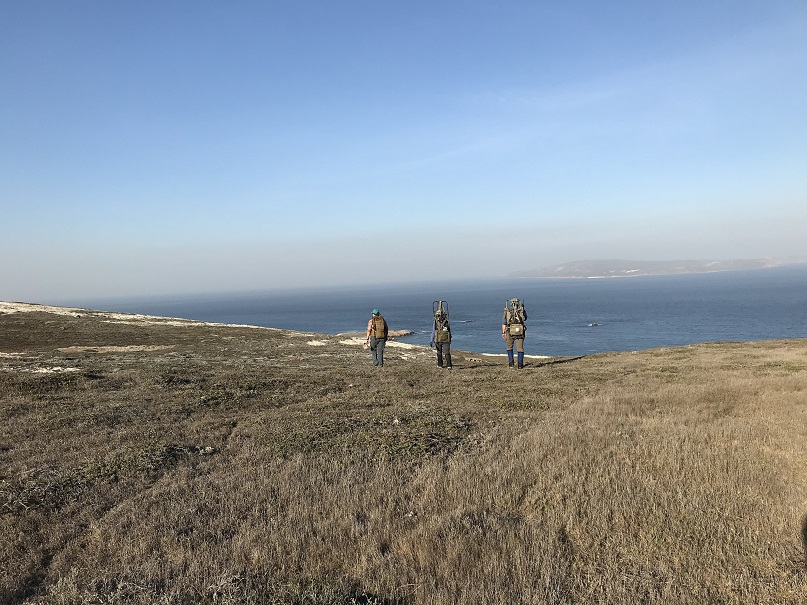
[802,514,807,567]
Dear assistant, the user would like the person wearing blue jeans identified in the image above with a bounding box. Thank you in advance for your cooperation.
[365,309,388,367]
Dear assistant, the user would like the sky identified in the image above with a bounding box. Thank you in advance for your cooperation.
[3,1,807,303]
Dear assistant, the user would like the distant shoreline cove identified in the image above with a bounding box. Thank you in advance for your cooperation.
[515,268,805,279]
[0,302,552,360]
[519,273,764,280]
[510,260,807,280]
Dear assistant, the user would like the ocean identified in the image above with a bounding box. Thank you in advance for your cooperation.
[75,265,807,357]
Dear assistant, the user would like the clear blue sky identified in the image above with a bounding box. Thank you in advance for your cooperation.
[3,1,806,302]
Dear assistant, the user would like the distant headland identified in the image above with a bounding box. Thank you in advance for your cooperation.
[509,258,807,279]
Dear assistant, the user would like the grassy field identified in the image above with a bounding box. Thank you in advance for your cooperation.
[1,302,806,604]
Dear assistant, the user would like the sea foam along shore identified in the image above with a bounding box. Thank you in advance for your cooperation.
[0,301,273,329]
[0,301,425,354]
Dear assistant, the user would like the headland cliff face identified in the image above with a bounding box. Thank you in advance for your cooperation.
[509,258,803,278]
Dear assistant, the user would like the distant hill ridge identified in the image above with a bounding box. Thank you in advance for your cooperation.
[510,258,805,279]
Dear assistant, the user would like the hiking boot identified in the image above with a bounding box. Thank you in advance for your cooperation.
[517,362,524,369]
[508,360,514,368]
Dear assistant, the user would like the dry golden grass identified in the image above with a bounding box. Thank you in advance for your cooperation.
[1,306,806,603]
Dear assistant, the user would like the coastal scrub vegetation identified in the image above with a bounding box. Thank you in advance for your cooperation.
[1,305,806,603]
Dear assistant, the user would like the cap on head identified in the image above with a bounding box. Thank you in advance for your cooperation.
[372,309,379,315]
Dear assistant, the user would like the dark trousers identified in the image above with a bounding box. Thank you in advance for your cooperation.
[370,337,386,366]
[436,342,452,368]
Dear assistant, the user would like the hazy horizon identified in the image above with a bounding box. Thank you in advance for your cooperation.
[38,259,806,312]
[3,2,806,303]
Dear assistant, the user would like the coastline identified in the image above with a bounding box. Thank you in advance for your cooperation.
[0,301,552,359]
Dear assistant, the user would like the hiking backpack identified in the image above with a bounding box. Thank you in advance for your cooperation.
[433,300,451,343]
[505,298,526,337]
[371,314,386,338]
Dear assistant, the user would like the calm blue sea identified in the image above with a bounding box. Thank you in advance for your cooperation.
[73,266,807,357]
